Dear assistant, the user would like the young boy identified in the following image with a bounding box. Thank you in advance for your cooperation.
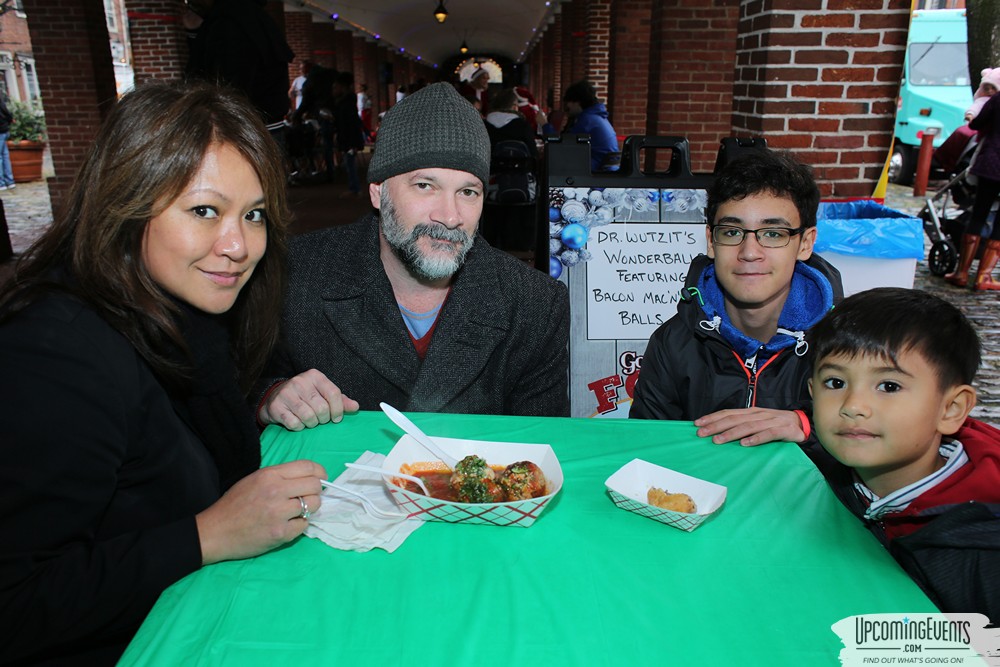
[808,287,1000,620]
[630,149,843,448]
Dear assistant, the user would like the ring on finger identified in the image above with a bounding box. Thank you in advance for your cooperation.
[297,495,311,520]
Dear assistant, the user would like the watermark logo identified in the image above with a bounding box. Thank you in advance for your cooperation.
[832,614,1000,666]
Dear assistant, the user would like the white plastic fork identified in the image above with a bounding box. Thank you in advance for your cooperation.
[379,402,460,469]
[319,480,408,520]
[344,462,431,496]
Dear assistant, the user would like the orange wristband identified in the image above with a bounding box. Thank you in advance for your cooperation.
[793,409,811,440]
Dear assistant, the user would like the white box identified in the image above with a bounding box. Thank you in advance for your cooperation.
[817,251,916,297]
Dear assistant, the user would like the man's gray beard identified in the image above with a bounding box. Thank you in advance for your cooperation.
[379,189,475,282]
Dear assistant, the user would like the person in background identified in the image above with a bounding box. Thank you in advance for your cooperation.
[254,83,569,428]
[458,67,491,115]
[0,96,14,190]
[944,67,1000,291]
[0,82,326,664]
[513,86,547,137]
[485,88,538,159]
[631,149,843,450]
[357,82,373,142]
[933,68,996,176]
[807,288,1000,622]
[332,71,366,197]
[288,60,312,112]
[562,80,619,172]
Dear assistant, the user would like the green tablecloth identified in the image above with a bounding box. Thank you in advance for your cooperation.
[120,412,936,665]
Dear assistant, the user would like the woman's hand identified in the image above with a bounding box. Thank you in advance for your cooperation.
[195,459,327,565]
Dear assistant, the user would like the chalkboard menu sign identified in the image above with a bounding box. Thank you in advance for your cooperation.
[586,224,704,340]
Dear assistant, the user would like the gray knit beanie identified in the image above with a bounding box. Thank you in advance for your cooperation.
[367,82,490,187]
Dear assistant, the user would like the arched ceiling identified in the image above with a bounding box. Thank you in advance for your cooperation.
[290,0,560,68]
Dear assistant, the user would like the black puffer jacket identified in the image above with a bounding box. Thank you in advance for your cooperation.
[630,253,843,421]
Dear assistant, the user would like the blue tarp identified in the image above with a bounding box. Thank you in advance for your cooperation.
[815,201,924,260]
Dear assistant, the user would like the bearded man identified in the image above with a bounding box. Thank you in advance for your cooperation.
[255,83,569,429]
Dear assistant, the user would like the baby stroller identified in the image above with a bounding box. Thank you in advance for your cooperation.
[921,129,992,276]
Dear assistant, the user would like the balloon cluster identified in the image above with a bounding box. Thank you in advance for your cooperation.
[546,187,708,279]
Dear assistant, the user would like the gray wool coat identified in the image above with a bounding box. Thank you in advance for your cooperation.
[256,215,570,417]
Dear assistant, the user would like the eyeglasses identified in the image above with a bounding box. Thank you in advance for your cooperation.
[710,225,805,248]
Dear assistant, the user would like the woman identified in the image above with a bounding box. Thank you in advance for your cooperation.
[945,67,1000,290]
[485,87,539,159]
[0,82,326,664]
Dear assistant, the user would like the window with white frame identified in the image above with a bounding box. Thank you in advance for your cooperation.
[18,56,40,106]
[0,52,16,103]
[104,0,118,32]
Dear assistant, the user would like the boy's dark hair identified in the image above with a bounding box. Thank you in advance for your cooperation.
[706,149,821,229]
[563,80,599,108]
[809,287,981,389]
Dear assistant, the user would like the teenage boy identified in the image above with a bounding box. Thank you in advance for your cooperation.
[808,288,1000,620]
[630,150,843,448]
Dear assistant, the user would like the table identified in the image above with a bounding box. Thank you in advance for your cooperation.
[120,412,936,665]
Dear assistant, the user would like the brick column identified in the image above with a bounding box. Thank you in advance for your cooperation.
[311,23,337,69]
[732,0,909,197]
[586,0,611,107]
[285,9,313,80]
[653,0,740,173]
[608,0,653,137]
[22,0,118,216]
[126,0,187,84]
[541,22,566,111]
[334,29,353,74]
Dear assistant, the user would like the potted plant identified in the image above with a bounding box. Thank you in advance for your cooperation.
[5,100,46,183]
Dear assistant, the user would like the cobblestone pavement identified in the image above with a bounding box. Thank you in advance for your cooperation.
[2,175,998,423]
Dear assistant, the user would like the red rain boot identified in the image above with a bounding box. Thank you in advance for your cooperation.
[973,239,1000,291]
[945,234,981,288]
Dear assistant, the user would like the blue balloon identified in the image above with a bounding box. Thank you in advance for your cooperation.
[560,223,588,249]
[549,256,563,279]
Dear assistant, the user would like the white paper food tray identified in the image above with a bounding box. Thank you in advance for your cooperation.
[382,435,563,527]
[605,458,726,531]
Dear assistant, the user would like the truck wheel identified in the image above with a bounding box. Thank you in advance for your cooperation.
[888,143,915,186]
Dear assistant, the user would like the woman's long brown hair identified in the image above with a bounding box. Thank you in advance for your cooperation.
[0,81,290,393]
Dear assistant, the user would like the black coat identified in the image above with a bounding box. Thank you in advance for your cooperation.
[630,253,843,421]
[256,216,570,416]
[0,293,219,665]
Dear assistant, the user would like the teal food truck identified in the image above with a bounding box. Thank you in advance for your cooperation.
[890,9,972,184]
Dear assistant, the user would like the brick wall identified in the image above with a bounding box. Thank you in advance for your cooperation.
[285,10,313,82]
[609,0,653,137]
[732,0,910,197]
[652,0,740,173]
[334,29,353,74]
[126,0,187,84]
[586,0,612,105]
[22,0,119,216]
[311,22,336,69]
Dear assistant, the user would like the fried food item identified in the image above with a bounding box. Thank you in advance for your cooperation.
[450,455,504,503]
[647,487,696,513]
[497,461,547,500]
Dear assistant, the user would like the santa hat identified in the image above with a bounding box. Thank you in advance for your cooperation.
[976,68,1000,97]
[470,67,489,82]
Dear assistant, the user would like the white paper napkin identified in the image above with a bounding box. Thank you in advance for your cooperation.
[305,451,424,553]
